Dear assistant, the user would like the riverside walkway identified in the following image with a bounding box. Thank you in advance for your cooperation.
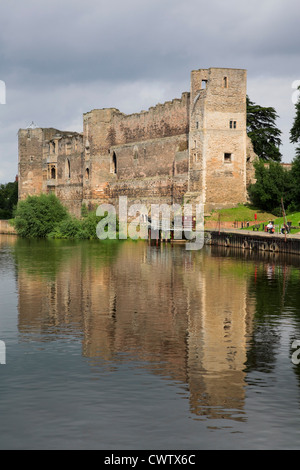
[205,228,300,254]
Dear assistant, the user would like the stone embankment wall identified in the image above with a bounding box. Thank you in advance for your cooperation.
[0,220,17,234]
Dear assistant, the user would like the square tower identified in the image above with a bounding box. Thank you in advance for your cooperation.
[188,67,247,212]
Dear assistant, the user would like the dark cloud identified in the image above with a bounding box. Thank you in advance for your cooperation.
[0,0,300,182]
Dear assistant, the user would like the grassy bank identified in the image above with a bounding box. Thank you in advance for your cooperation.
[220,207,300,234]
[204,204,300,234]
[205,204,275,223]
[273,212,300,234]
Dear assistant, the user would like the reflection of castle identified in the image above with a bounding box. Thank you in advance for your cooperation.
[17,241,255,421]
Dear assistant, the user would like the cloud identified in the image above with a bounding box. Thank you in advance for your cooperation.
[248,75,297,162]
[0,0,300,182]
[1,0,299,85]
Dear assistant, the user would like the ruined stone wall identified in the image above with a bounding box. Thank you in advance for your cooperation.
[18,128,85,217]
[52,133,84,218]
[82,94,190,209]
[18,67,256,217]
[110,93,190,145]
[108,136,189,207]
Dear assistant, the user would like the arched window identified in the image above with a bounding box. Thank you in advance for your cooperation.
[65,159,70,179]
[85,168,90,180]
[50,141,56,154]
[51,167,56,179]
[112,152,117,174]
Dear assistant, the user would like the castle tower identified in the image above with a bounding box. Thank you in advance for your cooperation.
[18,126,84,216]
[18,127,59,201]
[187,67,248,213]
[82,108,120,208]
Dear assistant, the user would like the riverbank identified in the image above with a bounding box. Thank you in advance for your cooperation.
[0,220,17,235]
[205,228,300,255]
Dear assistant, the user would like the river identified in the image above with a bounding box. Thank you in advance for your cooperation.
[0,234,300,449]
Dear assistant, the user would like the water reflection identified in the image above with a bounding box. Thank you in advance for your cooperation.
[7,237,300,424]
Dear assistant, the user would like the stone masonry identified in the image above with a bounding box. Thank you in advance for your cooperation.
[18,67,257,217]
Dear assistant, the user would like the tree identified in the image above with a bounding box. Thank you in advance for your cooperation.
[14,193,68,238]
[247,96,282,162]
[289,86,300,209]
[289,147,300,209]
[248,160,292,213]
[0,181,18,219]
[290,86,300,145]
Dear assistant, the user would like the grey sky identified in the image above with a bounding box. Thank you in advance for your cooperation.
[0,0,299,183]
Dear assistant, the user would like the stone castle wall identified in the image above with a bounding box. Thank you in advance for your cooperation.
[18,67,257,216]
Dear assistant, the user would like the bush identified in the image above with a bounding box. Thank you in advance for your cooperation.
[13,193,119,240]
[48,208,119,240]
[81,203,89,219]
[47,216,82,239]
[48,211,106,240]
[79,211,102,239]
[13,194,68,238]
[82,210,119,240]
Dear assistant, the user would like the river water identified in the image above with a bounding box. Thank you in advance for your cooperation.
[0,234,300,450]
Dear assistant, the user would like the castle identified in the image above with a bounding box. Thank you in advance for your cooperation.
[18,67,257,217]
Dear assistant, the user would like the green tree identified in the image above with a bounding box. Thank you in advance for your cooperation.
[247,96,282,162]
[13,193,68,238]
[248,160,292,213]
[0,180,18,219]
[289,86,300,209]
[290,86,300,145]
[289,147,300,210]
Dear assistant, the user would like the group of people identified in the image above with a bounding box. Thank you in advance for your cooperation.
[281,223,290,235]
[265,221,290,235]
